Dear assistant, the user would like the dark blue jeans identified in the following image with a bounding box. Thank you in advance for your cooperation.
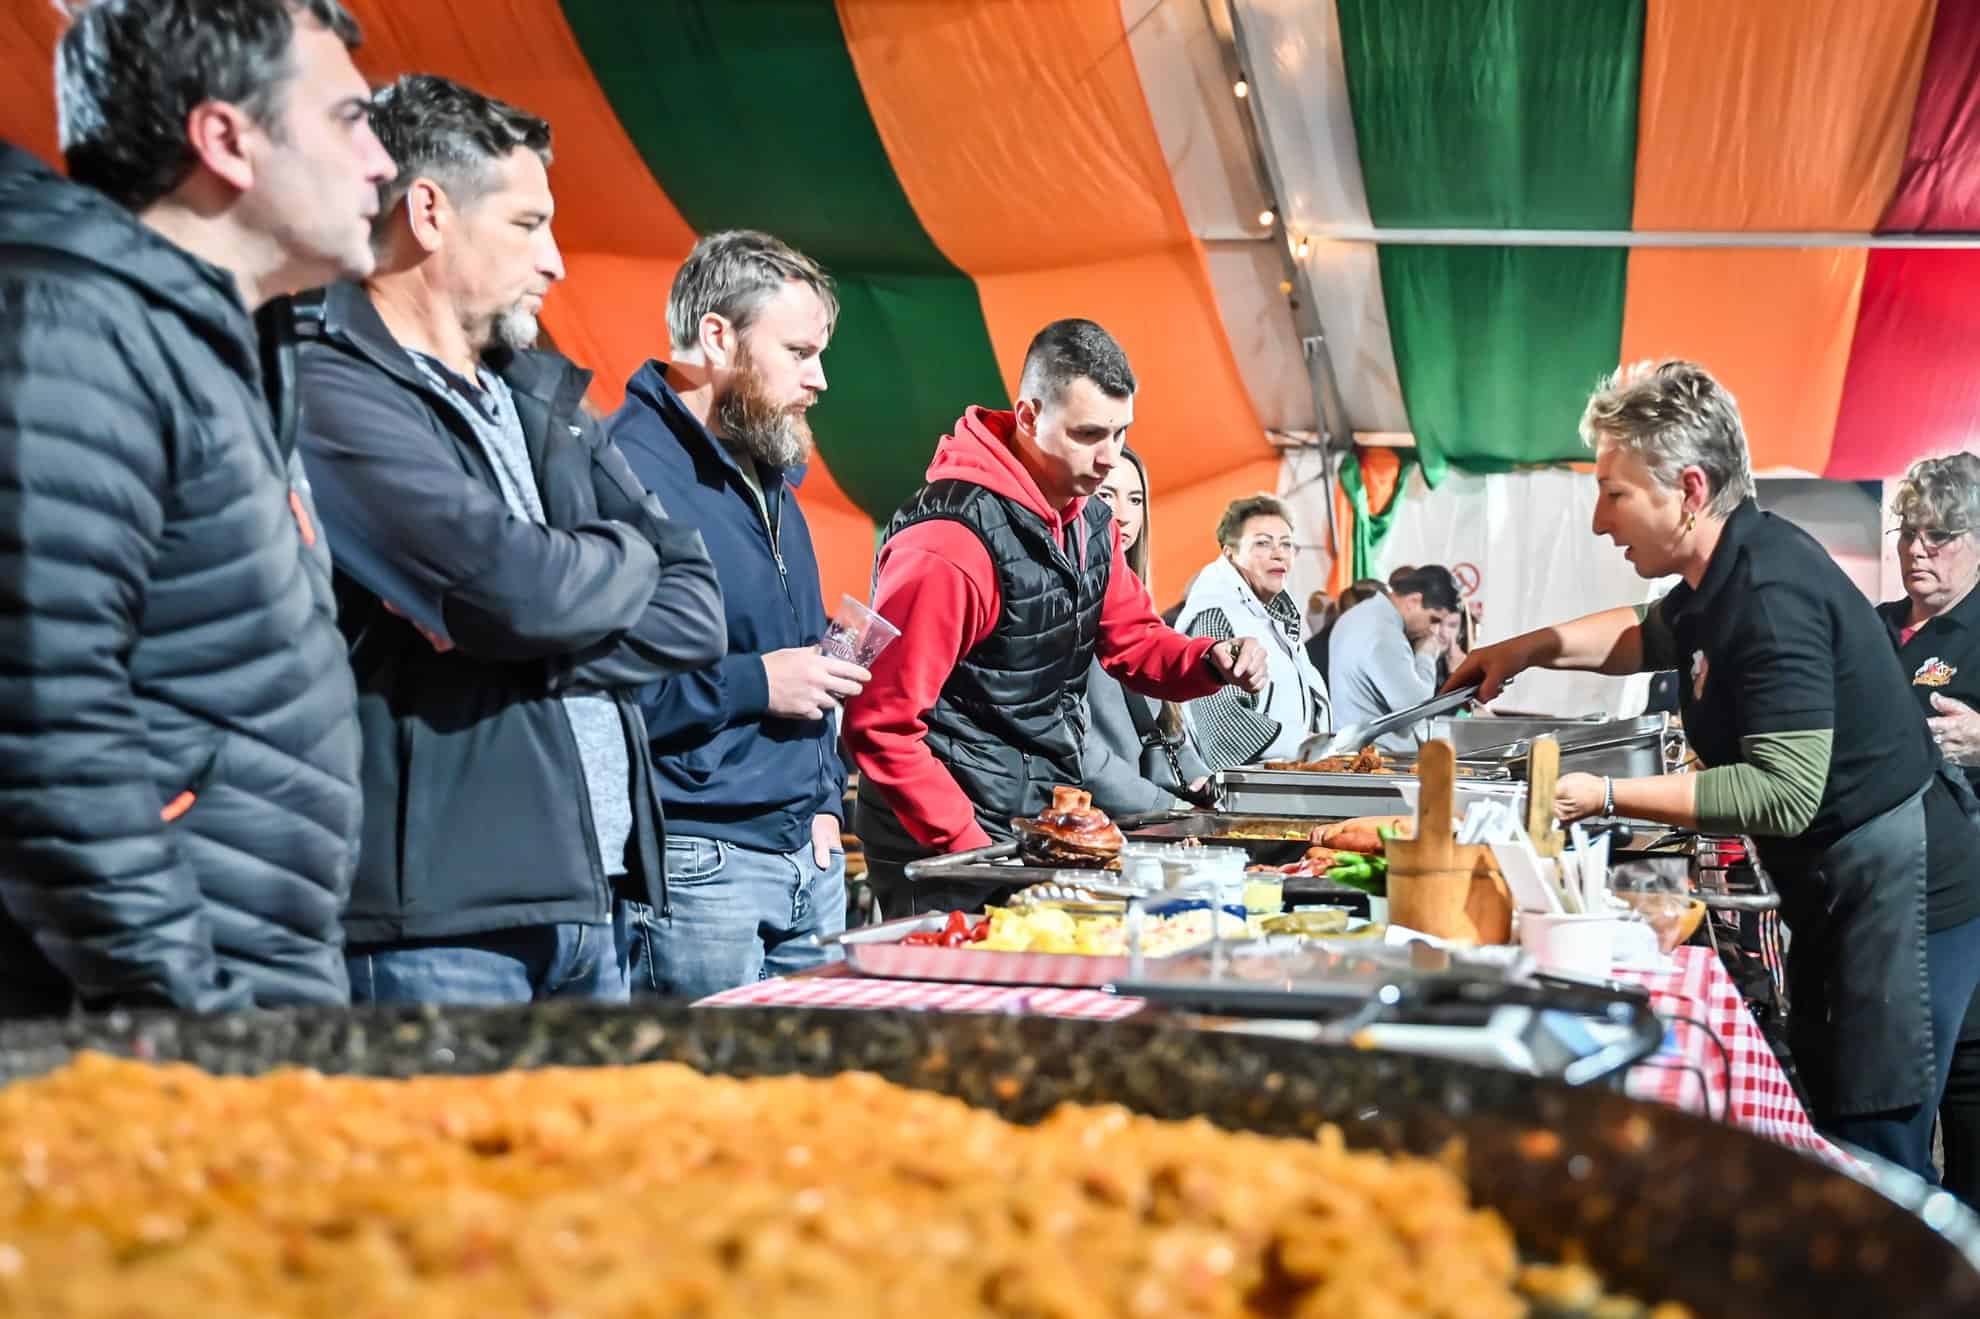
[346,921,629,1006]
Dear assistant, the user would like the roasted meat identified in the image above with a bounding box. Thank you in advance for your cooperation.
[1012,786,1126,867]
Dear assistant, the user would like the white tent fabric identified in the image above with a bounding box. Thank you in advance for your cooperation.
[1232,0,1410,433]
[1283,461,1667,719]
[1122,0,1314,435]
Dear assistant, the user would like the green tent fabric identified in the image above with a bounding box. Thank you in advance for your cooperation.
[1335,0,1642,482]
[1377,245,1625,482]
[560,0,1009,521]
[1339,449,1417,582]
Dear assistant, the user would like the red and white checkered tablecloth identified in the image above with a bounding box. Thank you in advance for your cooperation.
[696,946,1846,1167]
[696,973,1146,1022]
[1614,946,1849,1169]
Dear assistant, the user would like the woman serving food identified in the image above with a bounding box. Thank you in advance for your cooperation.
[1447,359,1980,1178]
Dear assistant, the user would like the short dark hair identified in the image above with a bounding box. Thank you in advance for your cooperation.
[1017,318,1135,405]
[1215,494,1292,549]
[368,73,551,223]
[57,0,362,211]
[668,230,838,353]
[1392,565,1460,612]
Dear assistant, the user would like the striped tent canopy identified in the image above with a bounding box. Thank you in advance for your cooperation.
[5,0,1976,610]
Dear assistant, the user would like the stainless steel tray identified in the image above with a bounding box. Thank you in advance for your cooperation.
[825,911,1185,987]
[1427,714,1678,781]
[902,809,1186,889]
[1212,766,1509,819]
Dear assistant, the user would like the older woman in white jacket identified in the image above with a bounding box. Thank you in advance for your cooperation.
[1176,495,1331,770]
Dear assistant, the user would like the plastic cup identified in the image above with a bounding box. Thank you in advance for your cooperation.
[819,594,900,668]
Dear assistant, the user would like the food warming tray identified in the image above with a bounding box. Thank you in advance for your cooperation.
[1209,765,1509,819]
[825,910,1192,987]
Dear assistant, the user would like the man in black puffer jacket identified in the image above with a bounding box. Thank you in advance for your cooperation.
[0,1,396,1015]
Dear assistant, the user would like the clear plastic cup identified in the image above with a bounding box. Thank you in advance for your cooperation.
[819,594,900,668]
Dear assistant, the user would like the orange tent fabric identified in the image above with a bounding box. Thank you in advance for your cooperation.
[1632,0,1936,230]
[342,0,700,409]
[1618,247,1868,474]
[0,6,65,168]
[835,0,1269,604]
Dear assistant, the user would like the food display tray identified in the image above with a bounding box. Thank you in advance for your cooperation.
[827,911,1185,987]
[1211,767,1508,819]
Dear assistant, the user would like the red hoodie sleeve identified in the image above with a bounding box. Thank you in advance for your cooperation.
[1098,532,1221,700]
[843,521,1002,854]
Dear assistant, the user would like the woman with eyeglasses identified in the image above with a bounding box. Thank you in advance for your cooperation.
[1174,494,1330,770]
[1449,360,1980,1178]
[1877,453,1980,1202]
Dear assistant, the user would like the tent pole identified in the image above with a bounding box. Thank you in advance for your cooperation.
[1206,0,1353,457]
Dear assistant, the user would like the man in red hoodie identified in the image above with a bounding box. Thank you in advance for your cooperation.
[845,319,1268,914]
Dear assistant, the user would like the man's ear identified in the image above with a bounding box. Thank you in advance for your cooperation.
[402,178,450,254]
[698,312,740,370]
[1013,395,1041,438]
[182,99,259,193]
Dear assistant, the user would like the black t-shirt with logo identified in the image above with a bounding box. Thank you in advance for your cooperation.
[1878,583,1980,796]
[1657,501,1980,930]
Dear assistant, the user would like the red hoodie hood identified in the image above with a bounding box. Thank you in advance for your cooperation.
[926,406,1087,533]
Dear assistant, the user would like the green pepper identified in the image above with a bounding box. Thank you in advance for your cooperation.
[1324,865,1385,897]
[1377,826,1400,843]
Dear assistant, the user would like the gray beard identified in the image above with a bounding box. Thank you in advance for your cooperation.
[489,303,540,353]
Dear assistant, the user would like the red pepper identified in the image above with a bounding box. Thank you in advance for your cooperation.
[966,919,990,942]
[901,911,974,949]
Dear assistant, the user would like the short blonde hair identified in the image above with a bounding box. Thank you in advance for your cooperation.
[1891,452,1980,535]
[1581,359,1755,516]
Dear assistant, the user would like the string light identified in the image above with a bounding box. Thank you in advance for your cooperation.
[1295,236,1312,259]
[1233,78,1250,99]
[1258,208,1276,228]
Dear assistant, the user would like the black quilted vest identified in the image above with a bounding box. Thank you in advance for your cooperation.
[883,479,1113,841]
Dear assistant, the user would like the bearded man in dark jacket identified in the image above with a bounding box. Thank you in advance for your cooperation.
[0,0,395,1015]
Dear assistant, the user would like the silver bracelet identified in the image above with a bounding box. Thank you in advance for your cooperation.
[1602,777,1615,817]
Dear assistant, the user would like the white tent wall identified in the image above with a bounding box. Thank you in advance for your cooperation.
[1278,460,1904,724]
[1281,458,1662,719]
[1122,0,1314,436]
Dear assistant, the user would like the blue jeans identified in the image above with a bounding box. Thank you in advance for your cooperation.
[617,835,845,999]
[1827,915,1980,1178]
[347,922,629,1006]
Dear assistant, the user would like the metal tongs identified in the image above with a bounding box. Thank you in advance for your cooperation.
[1296,685,1480,761]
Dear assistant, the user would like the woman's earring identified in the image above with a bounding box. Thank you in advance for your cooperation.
[1683,511,1696,533]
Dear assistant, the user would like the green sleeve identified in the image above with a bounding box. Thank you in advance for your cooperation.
[1633,597,1680,672]
[1692,729,1833,838]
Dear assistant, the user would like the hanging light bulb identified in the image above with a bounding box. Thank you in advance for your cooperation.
[1233,78,1250,99]
[1258,208,1276,228]
[1295,236,1312,259]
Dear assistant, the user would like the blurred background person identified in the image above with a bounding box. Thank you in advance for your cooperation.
[1176,495,1331,770]
[1876,453,1980,1203]
[1307,577,1387,676]
[1329,564,1460,751]
[1082,448,1212,814]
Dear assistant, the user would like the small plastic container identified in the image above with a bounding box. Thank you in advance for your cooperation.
[1517,912,1622,978]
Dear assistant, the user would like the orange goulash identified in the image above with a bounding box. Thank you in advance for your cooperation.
[0,1053,1680,1318]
